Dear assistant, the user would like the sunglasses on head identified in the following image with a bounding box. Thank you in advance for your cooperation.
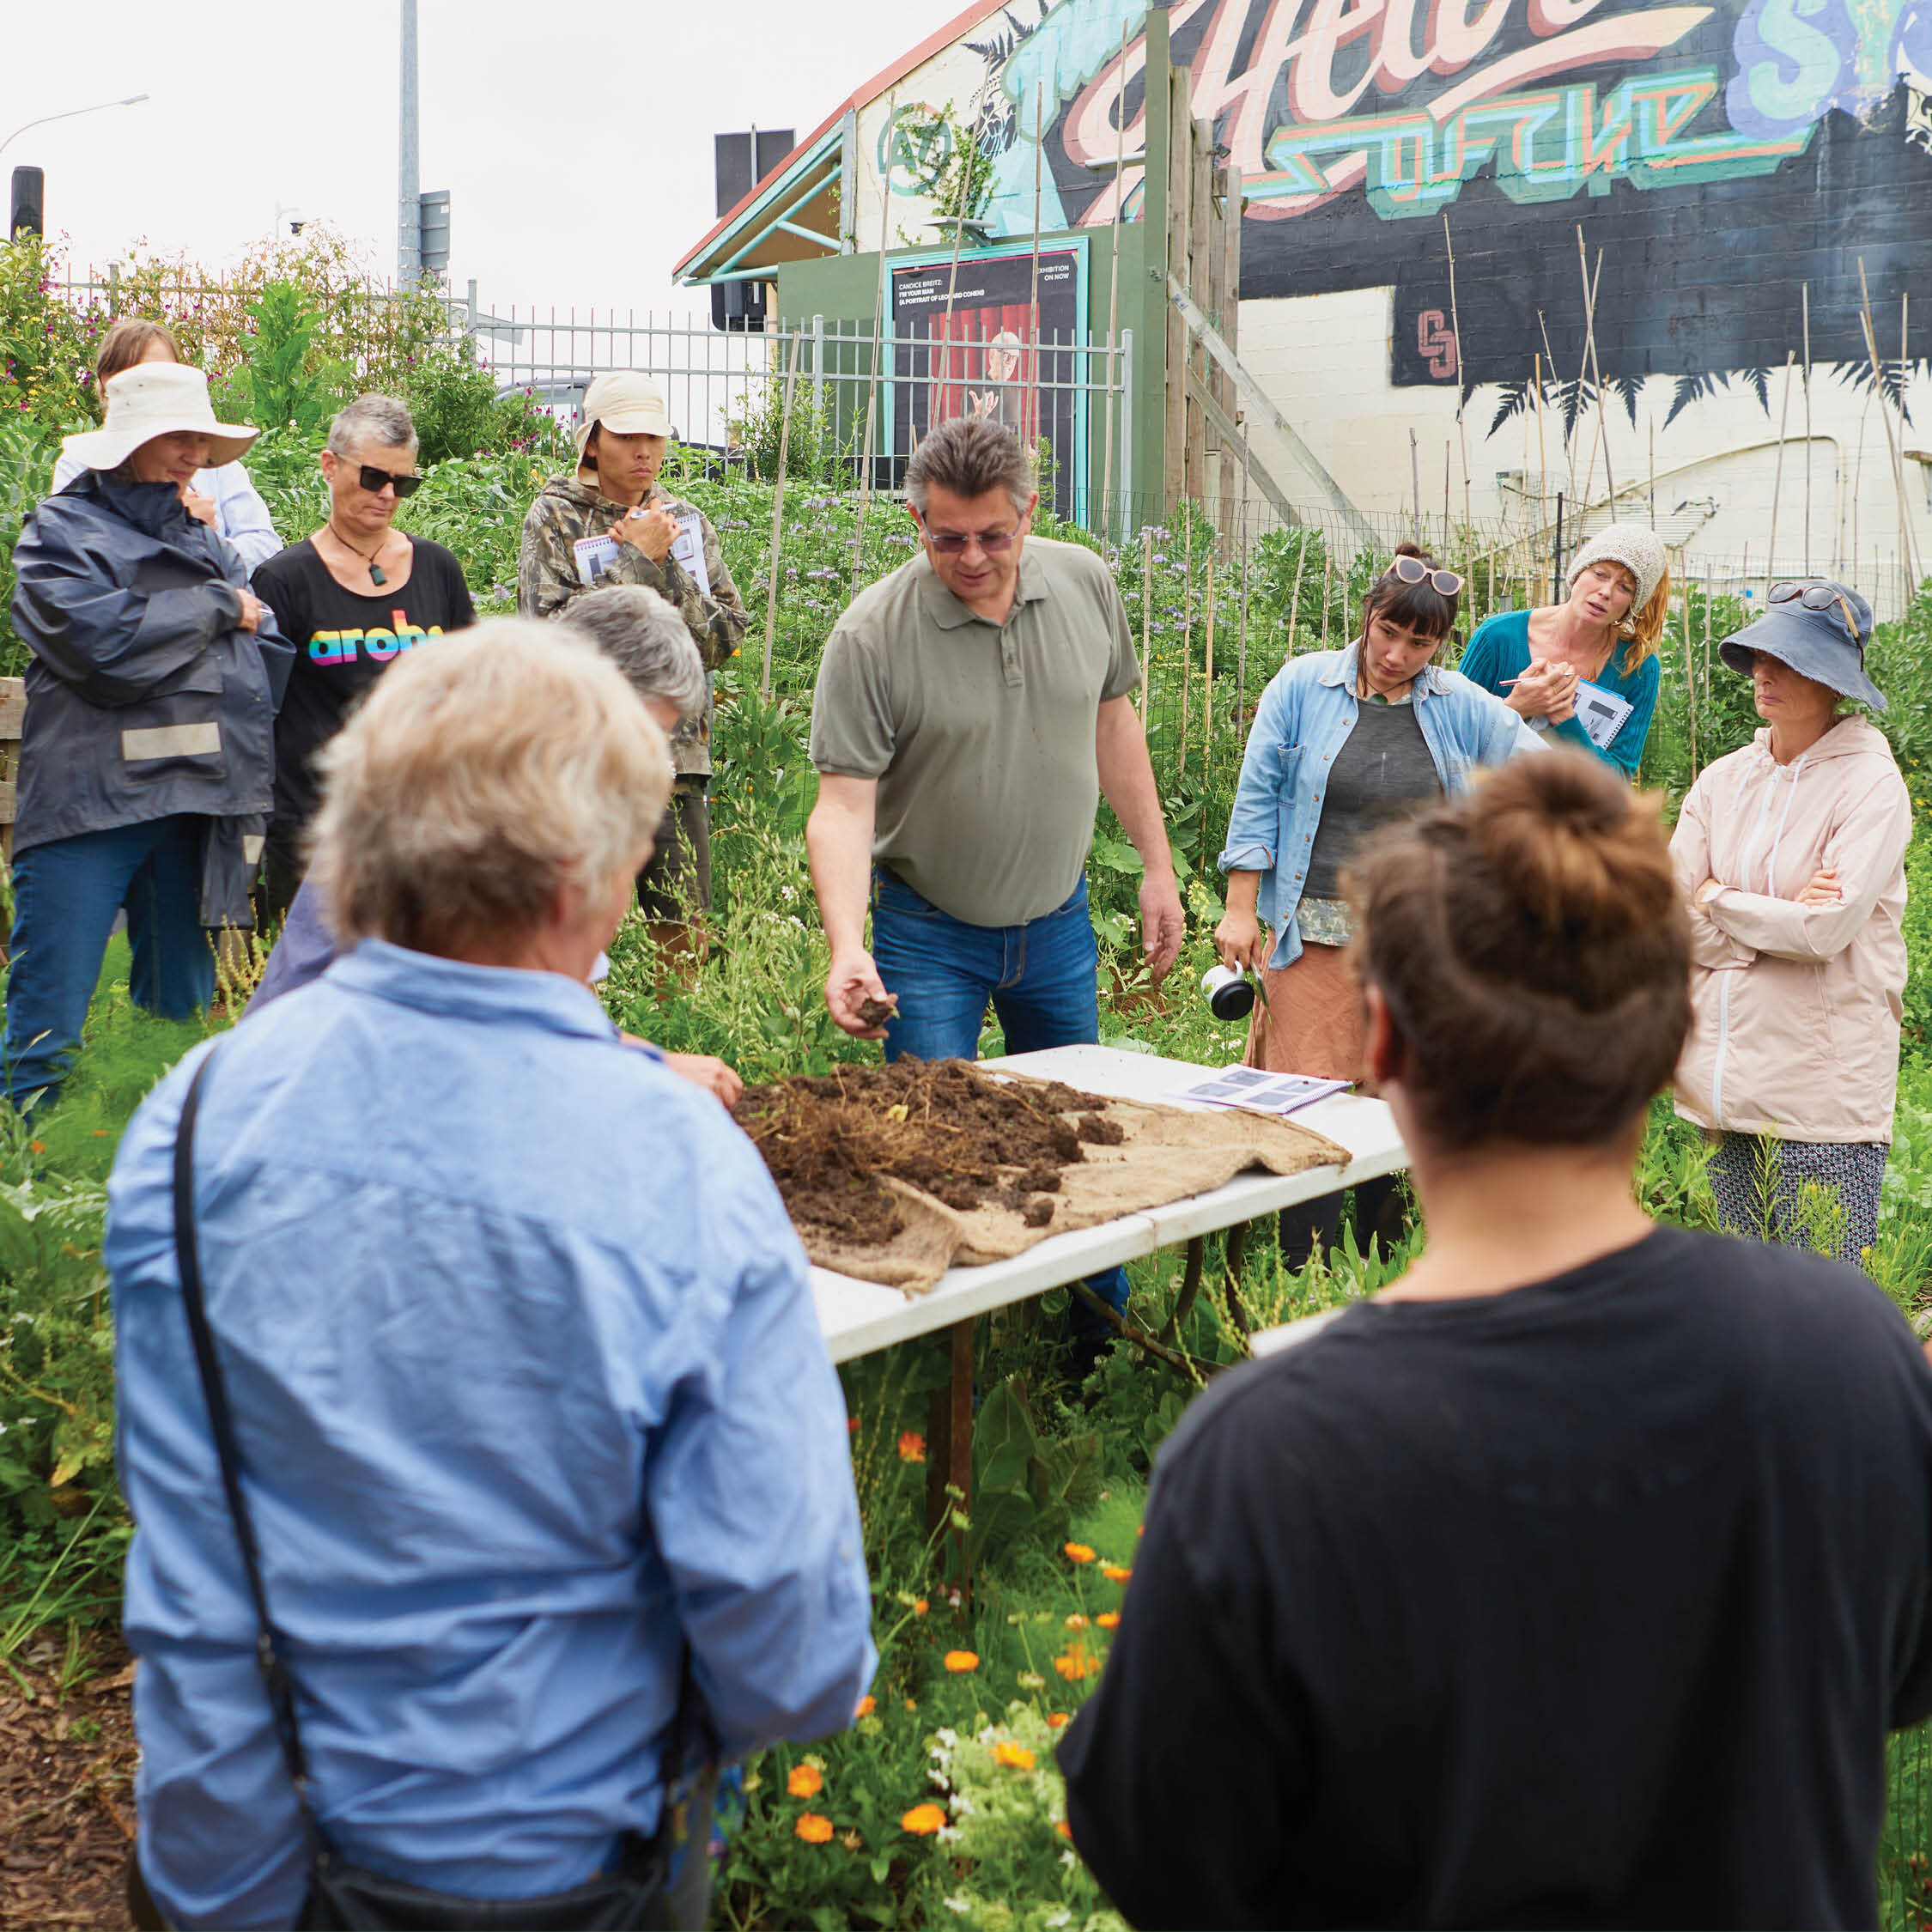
[355,463,423,499]
[1385,555,1463,596]
[1769,580,1862,652]
[924,526,1018,556]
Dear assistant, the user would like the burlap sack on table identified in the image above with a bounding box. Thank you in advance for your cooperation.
[803,1080,1352,1294]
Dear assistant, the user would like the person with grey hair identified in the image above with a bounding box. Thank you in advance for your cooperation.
[109,623,871,1928]
[243,588,743,1103]
[252,392,475,917]
[806,415,1183,1368]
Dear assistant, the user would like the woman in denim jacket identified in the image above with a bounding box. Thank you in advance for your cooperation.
[1214,545,1542,1263]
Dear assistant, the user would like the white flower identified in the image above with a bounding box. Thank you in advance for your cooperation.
[944,1896,972,1915]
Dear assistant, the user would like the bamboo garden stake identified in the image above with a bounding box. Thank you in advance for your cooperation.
[759,327,805,700]
[1285,528,1308,657]
[1180,509,1194,781]
[1139,526,1152,722]
[1765,350,1795,603]
[1801,283,1814,574]
[851,91,897,598]
[1098,21,1129,550]
[1443,211,1473,544]
[1681,580,1698,775]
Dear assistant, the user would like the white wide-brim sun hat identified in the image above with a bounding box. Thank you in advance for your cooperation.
[60,362,258,474]
[574,371,675,459]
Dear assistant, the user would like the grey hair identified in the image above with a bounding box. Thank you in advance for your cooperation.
[309,618,673,957]
[327,392,417,458]
[905,416,1036,517]
[558,586,708,721]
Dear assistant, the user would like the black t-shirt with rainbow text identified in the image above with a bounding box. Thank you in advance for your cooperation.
[254,537,475,873]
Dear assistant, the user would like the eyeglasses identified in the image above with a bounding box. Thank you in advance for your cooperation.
[1384,555,1463,596]
[1769,580,1862,652]
[924,526,1018,556]
[356,463,423,499]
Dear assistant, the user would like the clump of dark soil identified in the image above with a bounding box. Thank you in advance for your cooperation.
[855,994,898,1028]
[733,1056,1113,1245]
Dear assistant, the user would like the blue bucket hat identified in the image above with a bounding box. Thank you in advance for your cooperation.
[1717,579,1886,712]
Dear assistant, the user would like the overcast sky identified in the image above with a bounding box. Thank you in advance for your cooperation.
[3,0,966,315]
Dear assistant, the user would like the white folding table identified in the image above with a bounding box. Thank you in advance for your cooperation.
[806,1044,1407,1568]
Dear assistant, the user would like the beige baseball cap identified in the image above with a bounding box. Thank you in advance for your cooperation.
[574,372,675,458]
[61,363,258,472]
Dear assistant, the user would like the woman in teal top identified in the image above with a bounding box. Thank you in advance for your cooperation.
[1459,524,1668,779]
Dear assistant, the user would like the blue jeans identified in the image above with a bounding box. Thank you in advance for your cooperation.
[4,817,213,1111]
[871,867,1128,1321]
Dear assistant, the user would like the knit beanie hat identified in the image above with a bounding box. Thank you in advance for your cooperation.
[1566,524,1667,613]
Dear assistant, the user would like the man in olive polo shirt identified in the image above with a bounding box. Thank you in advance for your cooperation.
[805,418,1183,1345]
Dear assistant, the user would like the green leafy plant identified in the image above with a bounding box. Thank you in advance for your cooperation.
[222,279,349,438]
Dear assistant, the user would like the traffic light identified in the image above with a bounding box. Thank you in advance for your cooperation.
[9,167,44,240]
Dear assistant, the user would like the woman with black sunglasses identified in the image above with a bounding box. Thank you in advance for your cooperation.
[1213,543,1543,1267]
[1670,578,1910,1267]
[251,393,475,918]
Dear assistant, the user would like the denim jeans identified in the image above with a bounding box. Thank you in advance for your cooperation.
[4,817,213,1111]
[870,867,1128,1321]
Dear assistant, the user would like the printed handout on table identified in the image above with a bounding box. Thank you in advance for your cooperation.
[1171,1067,1351,1115]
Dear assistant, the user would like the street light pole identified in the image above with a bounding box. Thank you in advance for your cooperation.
[398,0,420,284]
[0,94,149,162]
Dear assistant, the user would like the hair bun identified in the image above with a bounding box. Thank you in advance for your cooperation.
[1468,755,1674,939]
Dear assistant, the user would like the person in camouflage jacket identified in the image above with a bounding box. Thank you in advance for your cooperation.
[517,374,748,938]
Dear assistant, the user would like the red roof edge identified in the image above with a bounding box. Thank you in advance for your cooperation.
[673,0,1018,280]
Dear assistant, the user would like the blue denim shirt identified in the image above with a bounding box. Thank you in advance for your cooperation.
[1218,643,1545,969]
[107,940,874,1929]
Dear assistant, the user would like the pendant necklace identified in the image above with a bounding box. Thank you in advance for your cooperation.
[328,519,390,587]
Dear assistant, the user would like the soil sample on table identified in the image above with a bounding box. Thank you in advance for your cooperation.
[732,1055,1109,1247]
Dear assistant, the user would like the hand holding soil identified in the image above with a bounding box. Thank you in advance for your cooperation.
[826,948,896,1038]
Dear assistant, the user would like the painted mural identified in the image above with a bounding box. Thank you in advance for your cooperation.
[896,0,1932,405]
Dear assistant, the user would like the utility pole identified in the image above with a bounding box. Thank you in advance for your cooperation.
[398,0,420,284]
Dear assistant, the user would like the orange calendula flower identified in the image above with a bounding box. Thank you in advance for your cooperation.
[787,1764,823,1798]
[1101,1564,1132,1584]
[902,1802,947,1835]
[993,1741,1036,1771]
[795,1813,834,1844]
[943,1649,979,1673]
[1054,1643,1097,1681]
[1064,1613,1088,1630]
[1046,1711,1071,1728]
[1097,1612,1121,1630]
[28,1141,43,1155]
[904,1698,919,1711]
[1063,1542,1096,1564]
[847,1417,860,1434]
[855,1695,876,1717]
[1055,1819,1073,1839]
[896,1431,926,1462]
[913,1599,929,1618]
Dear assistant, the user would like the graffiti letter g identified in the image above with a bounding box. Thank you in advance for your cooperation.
[1418,309,1458,380]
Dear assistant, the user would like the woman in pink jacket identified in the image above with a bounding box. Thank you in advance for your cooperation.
[1672,580,1911,1266]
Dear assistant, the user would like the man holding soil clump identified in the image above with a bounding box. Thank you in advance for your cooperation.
[805,417,1183,1347]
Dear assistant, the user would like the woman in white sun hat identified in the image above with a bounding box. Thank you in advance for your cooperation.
[1459,522,1670,779]
[5,361,290,1112]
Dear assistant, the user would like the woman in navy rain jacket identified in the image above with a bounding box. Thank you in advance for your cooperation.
[6,362,289,1110]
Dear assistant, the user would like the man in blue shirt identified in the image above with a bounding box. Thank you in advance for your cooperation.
[107,622,873,1928]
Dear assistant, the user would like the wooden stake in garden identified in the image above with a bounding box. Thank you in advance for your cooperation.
[1801,282,1814,574]
[760,326,805,701]
[1575,230,1613,508]
[1681,578,1698,775]
[1026,82,1044,455]
[1648,418,1656,532]
[1139,524,1152,723]
[1409,428,1422,545]
[1236,436,1251,720]
[1097,20,1129,550]
[1443,210,1473,545]
[1285,527,1308,658]
[936,105,981,434]
[1766,349,1795,604]
[1201,553,1216,848]
[851,90,897,598]
[1321,551,1333,648]
[1534,351,1549,598]
[1179,508,1194,781]
[1703,565,1713,709]
[1856,256,1921,598]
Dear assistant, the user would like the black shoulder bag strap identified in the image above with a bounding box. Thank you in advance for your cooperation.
[172,1050,326,1847]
